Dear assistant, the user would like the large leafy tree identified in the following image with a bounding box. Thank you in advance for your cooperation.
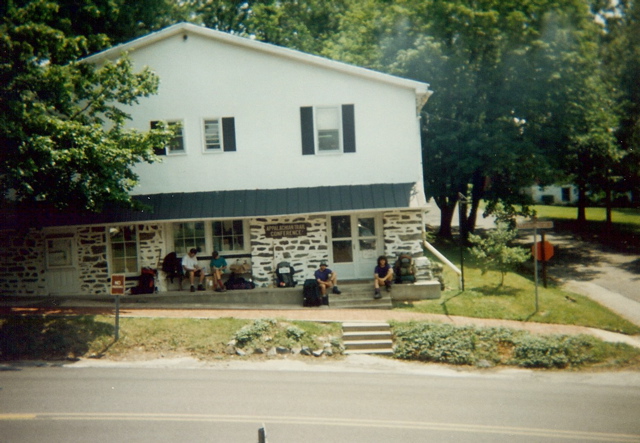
[1,0,172,217]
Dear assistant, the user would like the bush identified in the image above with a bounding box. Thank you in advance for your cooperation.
[391,321,634,369]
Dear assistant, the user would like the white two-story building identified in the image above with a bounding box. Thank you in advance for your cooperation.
[1,22,434,295]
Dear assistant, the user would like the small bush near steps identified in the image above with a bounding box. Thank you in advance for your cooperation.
[391,321,640,370]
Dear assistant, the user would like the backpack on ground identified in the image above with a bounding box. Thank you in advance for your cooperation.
[302,279,322,307]
[225,275,255,290]
[394,254,416,283]
[275,261,298,287]
[131,267,156,294]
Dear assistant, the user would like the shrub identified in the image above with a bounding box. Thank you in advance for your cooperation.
[391,322,628,369]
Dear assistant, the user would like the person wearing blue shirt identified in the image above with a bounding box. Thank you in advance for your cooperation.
[209,251,228,292]
[314,261,341,296]
[373,255,394,299]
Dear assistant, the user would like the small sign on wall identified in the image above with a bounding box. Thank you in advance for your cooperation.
[265,223,308,238]
[111,274,125,295]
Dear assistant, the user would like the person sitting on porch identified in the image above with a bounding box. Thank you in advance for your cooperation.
[314,261,341,296]
[209,251,228,292]
[182,248,205,292]
[373,255,394,299]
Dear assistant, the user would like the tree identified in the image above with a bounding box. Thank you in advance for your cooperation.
[1,0,173,217]
[468,211,530,287]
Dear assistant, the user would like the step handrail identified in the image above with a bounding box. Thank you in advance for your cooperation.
[422,239,462,289]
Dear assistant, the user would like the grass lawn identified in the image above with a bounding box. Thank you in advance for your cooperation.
[532,205,640,228]
[402,239,640,335]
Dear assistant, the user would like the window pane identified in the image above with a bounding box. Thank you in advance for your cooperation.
[168,122,184,153]
[333,240,353,263]
[211,219,246,252]
[204,120,221,151]
[318,130,340,151]
[358,218,375,237]
[359,239,376,251]
[173,222,205,254]
[331,216,351,238]
[317,107,340,152]
[109,226,138,274]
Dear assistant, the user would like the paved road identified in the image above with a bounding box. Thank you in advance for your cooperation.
[1,364,640,442]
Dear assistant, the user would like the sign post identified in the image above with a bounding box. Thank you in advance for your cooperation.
[516,219,554,313]
[110,274,125,341]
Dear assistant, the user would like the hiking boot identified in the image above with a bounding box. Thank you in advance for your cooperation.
[197,284,205,291]
[332,286,341,295]
[190,285,195,292]
[385,281,392,292]
[374,289,381,299]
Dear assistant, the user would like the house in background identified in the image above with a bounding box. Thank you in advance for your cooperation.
[1,22,435,296]
[524,184,578,205]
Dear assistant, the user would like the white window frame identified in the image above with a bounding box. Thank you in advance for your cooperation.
[202,118,223,153]
[315,106,343,154]
[167,219,251,257]
[151,119,186,155]
[107,225,140,276]
[45,235,76,269]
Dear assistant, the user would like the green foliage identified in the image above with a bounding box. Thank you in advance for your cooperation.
[232,318,332,351]
[391,321,640,369]
[468,223,530,286]
[1,1,173,215]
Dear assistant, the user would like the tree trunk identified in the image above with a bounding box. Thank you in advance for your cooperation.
[435,196,456,238]
[464,170,486,235]
[577,183,587,225]
[605,187,612,226]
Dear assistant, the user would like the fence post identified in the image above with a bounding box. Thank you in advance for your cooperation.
[258,424,267,443]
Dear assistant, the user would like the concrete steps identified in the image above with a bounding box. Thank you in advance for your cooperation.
[328,283,392,309]
[342,322,394,355]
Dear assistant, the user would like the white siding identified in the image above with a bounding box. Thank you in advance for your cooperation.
[122,32,425,200]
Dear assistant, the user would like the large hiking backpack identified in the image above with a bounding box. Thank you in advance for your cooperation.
[302,279,322,307]
[394,254,416,283]
[131,267,156,294]
[161,252,183,282]
[275,261,298,287]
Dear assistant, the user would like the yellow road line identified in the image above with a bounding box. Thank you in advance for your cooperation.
[1,413,638,442]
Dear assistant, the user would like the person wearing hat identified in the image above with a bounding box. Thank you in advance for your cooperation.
[314,261,341,296]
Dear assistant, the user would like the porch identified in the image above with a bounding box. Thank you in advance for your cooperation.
[0,281,441,310]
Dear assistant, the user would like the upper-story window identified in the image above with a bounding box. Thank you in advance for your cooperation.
[300,104,355,155]
[316,107,341,152]
[151,120,185,155]
[203,117,237,153]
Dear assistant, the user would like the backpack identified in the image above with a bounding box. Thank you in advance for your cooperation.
[275,261,297,287]
[225,275,256,290]
[394,254,416,283]
[161,252,183,282]
[302,279,322,307]
[131,267,156,294]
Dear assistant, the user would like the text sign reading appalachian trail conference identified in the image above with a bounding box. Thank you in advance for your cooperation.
[265,223,308,239]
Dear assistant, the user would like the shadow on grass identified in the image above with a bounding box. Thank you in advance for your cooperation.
[0,315,115,361]
[475,285,520,297]
[440,290,465,317]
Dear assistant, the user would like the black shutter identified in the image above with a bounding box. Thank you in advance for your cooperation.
[300,106,315,155]
[150,121,166,156]
[222,117,236,152]
[342,104,356,153]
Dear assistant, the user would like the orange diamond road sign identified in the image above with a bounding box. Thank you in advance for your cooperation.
[532,241,554,261]
[111,274,125,295]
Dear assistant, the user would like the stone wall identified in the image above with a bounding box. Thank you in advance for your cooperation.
[249,215,328,287]
[383,210,433,280]
[0,229,47,295]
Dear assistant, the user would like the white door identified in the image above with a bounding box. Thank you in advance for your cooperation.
[45,235,80,295]
[329,214,382,280]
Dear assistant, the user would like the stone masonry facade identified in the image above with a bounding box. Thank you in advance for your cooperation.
[0,210,438,295]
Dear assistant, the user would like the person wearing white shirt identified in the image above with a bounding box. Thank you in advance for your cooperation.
[182,248,205,292]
